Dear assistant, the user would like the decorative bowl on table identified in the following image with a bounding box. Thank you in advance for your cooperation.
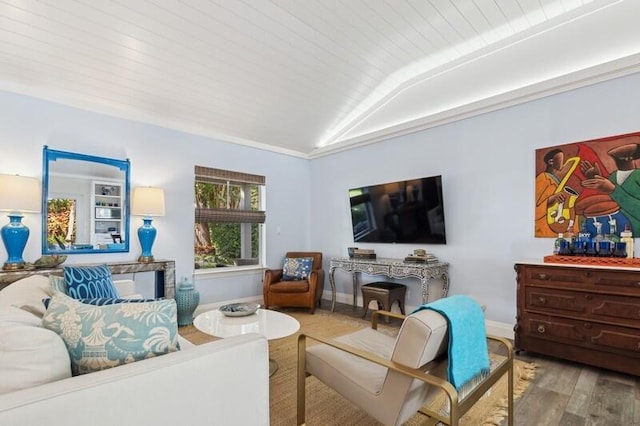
[32,255,67,269]
[219,303,260,317]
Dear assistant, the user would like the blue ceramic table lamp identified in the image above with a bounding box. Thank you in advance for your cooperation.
[0,174,41,270]
[131,186,165,263]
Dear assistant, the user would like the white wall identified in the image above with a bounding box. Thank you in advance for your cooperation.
[0,90,311,304]
[310,71,640,325]
[3,71,640,324]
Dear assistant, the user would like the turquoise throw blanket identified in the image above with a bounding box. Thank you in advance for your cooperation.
[412,295,490,390]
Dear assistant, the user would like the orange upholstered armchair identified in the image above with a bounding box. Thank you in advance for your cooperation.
[263,252,324,314]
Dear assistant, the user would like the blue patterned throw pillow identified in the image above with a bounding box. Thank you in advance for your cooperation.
[64,264,119,299]
[42,292,180,376]
[282,257,314,281]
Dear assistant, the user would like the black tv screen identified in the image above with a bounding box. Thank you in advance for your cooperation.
[349,176,447,244]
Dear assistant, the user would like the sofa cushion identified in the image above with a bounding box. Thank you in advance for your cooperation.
[0,275,51,318]
[282,257,313,281]
[42,292,180,376]
[0,307,72,394]
[63,264,119,299]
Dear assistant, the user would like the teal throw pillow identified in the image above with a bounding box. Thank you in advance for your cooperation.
[42,292,180,376]
[282,257,313,281]
[49,275,66,294]
[64,264,119,299]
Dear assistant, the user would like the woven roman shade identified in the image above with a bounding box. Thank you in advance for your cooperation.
[195,208,265,223]
[194,166,265,185]
[194,166,266,224]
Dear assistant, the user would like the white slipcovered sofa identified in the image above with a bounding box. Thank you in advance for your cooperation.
[0,275,270,426]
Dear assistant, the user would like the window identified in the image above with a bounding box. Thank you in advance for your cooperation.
[194,166,265,269]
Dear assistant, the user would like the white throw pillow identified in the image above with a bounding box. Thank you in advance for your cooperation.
[0,275,50,317]
[0,308,71,394]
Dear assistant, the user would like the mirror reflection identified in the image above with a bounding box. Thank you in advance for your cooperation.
[42,146,130,254]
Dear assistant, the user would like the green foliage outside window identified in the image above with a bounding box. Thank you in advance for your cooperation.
[194,181,261,269]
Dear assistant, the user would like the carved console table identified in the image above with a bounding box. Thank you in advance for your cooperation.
[0,259,176,299]
[328,257,449,312]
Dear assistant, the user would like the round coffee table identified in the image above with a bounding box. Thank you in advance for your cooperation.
[193,308,300,376]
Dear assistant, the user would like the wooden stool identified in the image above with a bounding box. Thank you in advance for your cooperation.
[361,282,406,321]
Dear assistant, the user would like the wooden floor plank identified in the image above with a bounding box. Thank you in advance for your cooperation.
[565,368,598,417]
[558,411,587,426]
[512,382,569,425]
[587,377,634,426]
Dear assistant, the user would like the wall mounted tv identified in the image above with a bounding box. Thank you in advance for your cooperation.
[349,175,447,244]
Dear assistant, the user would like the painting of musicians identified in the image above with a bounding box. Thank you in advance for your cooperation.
[535,131,640,238]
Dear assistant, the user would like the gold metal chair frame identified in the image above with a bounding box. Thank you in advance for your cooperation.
[297,310,514,426]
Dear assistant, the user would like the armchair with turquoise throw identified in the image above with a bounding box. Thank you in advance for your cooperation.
[296,296,514,426]
[263,252,324,314]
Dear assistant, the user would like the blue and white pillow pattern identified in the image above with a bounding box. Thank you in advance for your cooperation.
[49,274,66,294]
[282,257,314,281]
[64,264,119,299]
[42,292,180,376]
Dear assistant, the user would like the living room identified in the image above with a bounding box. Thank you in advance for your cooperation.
[4,68,640,331]
[2,1,640,424]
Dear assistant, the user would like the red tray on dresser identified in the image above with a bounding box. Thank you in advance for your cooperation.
[543,255,640,268]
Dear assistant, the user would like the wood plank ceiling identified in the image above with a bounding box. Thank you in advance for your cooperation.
[1,0,639,157]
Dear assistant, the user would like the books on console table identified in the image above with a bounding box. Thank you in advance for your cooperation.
[354,253,377,259]
[404,254,438,264]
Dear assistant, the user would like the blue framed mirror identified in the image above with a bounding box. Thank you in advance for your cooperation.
[42,146,131,254]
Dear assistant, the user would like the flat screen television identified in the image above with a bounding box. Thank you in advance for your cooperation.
[349,175,447,244]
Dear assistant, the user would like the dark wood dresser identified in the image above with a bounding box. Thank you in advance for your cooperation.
[515,262,640,376]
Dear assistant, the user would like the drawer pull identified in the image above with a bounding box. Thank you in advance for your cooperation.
[537,324,546,334]
[584,294,592,301]
[537,296,546,305]
[537,274,549,280]
[584,323,592,329]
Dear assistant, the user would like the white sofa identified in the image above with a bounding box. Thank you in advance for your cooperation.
[0,275,270,426]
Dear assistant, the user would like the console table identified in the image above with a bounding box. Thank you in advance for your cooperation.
[328,257,449,312]
[0,259,176,299]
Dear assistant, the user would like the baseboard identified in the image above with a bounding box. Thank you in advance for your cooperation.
[485,320,514,339]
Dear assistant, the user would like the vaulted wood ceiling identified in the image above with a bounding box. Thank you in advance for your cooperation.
[1,0,639,158]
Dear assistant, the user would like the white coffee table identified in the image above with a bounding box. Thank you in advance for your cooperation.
[193,308,300,376]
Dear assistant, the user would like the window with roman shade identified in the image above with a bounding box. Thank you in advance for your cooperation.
[194,166,265,269]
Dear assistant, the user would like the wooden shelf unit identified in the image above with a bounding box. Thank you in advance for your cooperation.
[515,262,640,376]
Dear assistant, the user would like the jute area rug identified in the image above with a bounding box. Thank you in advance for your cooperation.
[180,309,536,426]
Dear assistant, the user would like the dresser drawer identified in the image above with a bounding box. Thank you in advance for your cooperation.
[519,264,640,295]
[524,286,640,327]
[521,312,640,355]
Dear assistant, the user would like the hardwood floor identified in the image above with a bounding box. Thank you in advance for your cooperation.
[325,300,640,426]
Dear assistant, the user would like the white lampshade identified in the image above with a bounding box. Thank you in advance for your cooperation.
[0,174,41,213]
[131,187,165,217]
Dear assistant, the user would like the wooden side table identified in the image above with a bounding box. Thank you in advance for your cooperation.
[361,282,406,321]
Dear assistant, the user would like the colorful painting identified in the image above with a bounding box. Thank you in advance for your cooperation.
[535,132,640,238]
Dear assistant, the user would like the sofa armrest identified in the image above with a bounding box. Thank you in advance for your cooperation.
[0,334,270,426]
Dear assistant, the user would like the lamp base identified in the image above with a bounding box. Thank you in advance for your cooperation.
[138,255,155,263]
[2,261,26,271]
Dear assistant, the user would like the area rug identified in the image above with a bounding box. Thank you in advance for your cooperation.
[180,309,536,425]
